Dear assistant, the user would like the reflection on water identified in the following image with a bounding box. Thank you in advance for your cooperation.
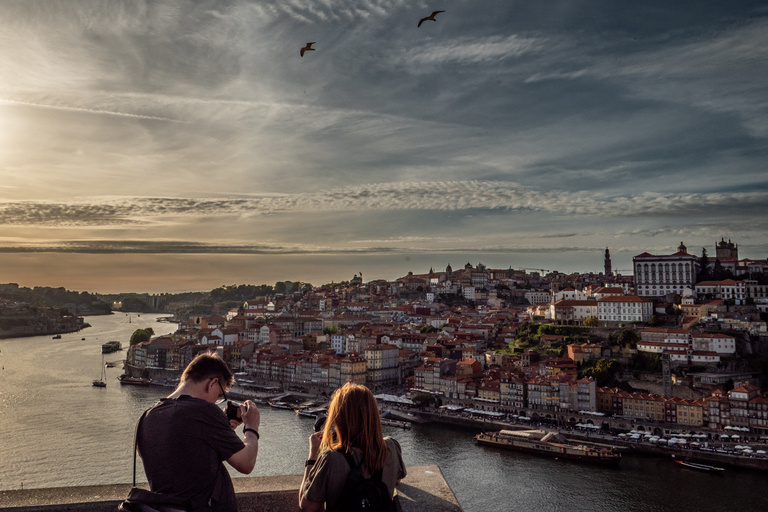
[1,314,768,511]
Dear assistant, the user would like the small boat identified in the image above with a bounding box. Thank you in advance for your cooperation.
[93,356,107,387]
[52,334,61,340]
[296,406,328,418]
[380,418,412,429]
[101,341,122,354]
[674,459,725,472]
[269,401,293,410]
[118,375,152,386]
[475,429,621,465]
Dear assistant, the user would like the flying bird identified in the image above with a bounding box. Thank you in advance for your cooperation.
[300,42,316,57]
[418,10,444,27]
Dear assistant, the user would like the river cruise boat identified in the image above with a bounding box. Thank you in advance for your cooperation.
[475,429,621,465]
[118,375,152,386]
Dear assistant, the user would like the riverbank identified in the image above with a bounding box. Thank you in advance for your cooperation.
[0,322,91,340]
[393,407,768,471]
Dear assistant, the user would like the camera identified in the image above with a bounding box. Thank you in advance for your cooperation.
[314,414,327,432]
[226,400,244,421]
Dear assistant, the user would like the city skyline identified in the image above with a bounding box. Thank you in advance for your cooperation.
[1,1,767,293]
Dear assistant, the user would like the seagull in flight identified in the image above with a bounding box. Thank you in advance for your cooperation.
[300,42,316,57]
[418,10,444,27]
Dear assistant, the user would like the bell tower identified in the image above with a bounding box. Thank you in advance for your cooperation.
[604,247,613,277]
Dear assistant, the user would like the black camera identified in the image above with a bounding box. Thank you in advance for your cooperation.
[226,400,244,421]
[314,414,327,432]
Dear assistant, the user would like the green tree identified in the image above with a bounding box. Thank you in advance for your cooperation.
[411,393,436,408]
[130,327,155,345]
[699,248,710,281]
[584,317,599,327]
[713,259,725,280]
[647,314,660,326]
[581,358,621,386]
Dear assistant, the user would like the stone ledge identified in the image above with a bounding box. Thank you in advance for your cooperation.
[0,465,462,512]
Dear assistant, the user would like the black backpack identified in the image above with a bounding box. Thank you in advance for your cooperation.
[334,450,397,512]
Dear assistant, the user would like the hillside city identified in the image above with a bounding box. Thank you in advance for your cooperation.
[4,239,768,440]
[110,239,768,440]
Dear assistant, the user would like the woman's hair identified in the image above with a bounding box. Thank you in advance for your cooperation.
[320,383,387,472]
[180,352,234,388]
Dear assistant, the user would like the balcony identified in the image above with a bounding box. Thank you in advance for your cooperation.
[0,465,462,512]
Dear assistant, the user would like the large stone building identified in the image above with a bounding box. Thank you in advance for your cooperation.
[633,242,699,298]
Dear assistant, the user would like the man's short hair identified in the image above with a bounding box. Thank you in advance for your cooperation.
[180,352,234,388]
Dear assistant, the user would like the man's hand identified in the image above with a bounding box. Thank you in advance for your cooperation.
[240,400,260,431]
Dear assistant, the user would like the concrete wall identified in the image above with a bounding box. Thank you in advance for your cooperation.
[0,465,462,512]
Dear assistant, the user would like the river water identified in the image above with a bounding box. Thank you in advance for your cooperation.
[1,314,767,511]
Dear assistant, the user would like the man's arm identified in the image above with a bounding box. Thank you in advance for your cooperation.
[227,401,260,474]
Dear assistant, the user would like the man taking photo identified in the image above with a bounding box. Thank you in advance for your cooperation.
[136,352,260,512]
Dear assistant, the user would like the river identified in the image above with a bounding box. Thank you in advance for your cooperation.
[1,314,767,511]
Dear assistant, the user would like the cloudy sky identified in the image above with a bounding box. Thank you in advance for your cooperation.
[1,0,767,293]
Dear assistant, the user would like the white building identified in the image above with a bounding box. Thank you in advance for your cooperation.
[691,333,736,355]
[695,279,746,305]
[597,295,654,324]
[525,290,551,305]
[550,300,598,324]
[553,288,589,302]
[633,242,698,297]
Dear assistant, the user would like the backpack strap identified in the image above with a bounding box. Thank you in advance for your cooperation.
[337,449,384,482]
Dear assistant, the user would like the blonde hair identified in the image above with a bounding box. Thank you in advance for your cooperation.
[320,383,387,472]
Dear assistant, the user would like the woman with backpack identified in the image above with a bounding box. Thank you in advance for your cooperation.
[299,383,407,512]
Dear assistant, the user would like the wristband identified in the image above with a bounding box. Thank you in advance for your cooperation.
[305,459,316,467]
[243,427,259,440]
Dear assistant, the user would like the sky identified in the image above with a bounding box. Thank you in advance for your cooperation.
[1,0,767,294]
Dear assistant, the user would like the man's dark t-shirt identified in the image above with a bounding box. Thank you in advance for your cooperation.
[137,396,245,512]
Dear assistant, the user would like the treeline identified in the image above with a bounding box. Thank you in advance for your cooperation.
[0,286,111,314]
[160,281,312,316]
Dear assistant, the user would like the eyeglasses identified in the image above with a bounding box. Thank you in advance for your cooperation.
[214,378,228,405]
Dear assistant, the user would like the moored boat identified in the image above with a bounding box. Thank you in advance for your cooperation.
[101,341,122,354]
[674,459,725,473]
[296,406,328,418]
[52,334,61,339]
[475,429,621,465]
[380,418,412,429]
[269,401,293,410]
[118,374,152,386]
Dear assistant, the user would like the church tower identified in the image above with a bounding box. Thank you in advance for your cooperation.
[604,247,613,277]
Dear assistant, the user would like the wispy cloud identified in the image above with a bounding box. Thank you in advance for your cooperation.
[0,98,187,123]
[2,182,767,227]
[402,35,543,65]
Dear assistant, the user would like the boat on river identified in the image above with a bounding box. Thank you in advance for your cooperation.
[296,406,328,418]
[101,341,122,354]
[118,374,151,386]
[674,459,725,473]
[93,356,107,387]
[475,429,621,465]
